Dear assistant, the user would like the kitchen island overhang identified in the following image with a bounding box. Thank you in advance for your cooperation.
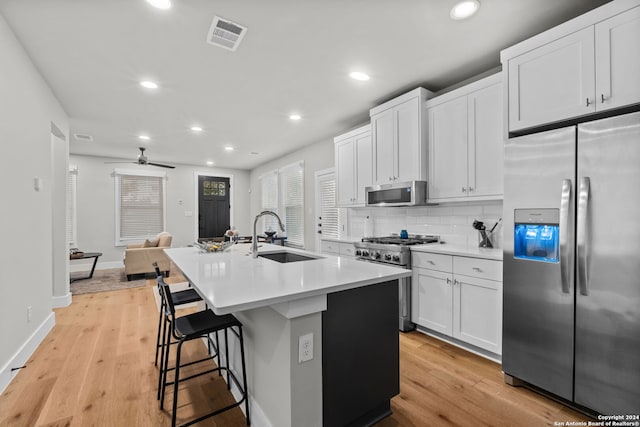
[165,244,410,427]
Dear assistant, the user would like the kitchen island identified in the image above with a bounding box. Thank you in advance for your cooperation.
[165,243,411,427]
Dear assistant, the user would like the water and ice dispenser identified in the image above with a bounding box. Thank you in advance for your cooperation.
[513,209,559,263]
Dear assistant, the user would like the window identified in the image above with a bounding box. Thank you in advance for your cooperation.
[67,166,78,247]
[315,170,347,240]
[259,161,305,248]
[317,173,339,239]
[114,169,166,246]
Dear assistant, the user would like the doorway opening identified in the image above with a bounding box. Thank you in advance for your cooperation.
[196,174,232,241]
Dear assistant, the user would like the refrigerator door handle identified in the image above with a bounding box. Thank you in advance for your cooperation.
[577,177,590,296]
[559,179,572,294]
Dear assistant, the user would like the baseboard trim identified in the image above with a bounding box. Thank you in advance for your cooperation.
[52,292,72,308]
[0,311,56,395]
[414,326,502,364]
[69,260,123,273]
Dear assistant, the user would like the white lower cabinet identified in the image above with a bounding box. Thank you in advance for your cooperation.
[412,252,503,355]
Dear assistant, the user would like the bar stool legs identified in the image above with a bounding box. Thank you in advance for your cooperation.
[156,278,250,426]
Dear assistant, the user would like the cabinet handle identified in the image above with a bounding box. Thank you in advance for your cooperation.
[468,186,474,192]
[586,98,591,107]
[453,279,459,286]
[427,260,435,265]
[601,94,607,103]
[388,177,392,181]
[472,267,483,272]
[446,277,451,285]
[461,187,467,193]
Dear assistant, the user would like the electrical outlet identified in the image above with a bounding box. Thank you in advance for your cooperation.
[27,306,32,322]
[298,333,313,363]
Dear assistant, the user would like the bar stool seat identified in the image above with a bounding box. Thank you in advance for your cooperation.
[158,278,250,427]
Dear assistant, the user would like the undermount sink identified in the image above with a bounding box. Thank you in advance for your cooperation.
[257,251,320,263]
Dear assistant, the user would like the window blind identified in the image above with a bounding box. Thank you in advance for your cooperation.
[258,161,305,248]
[318,175,340,239]
[280,162,304,247]
[114,169,166,245]
[260,171,279,232]
[67,166,78,247]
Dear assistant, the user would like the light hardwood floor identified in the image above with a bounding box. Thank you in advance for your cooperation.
[0,280,589,427]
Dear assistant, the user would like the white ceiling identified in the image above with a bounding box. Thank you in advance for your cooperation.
[1,0,611,170]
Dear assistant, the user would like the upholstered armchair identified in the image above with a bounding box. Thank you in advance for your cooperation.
[123,232,172,280]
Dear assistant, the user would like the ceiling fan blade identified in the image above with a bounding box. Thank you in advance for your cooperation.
[147,162,175,169]
[104,161,138,165]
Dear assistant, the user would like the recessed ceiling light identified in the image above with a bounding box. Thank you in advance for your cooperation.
[191,126,203,132]
[349,71,370,81]
[139,80,158,89]
[224,146,234,152]
[138,135,150,141]
[206,161,214,166]
[450,0,480,20]
[289,114,302,121]
[250,152,259,155]
[146,0,171,10]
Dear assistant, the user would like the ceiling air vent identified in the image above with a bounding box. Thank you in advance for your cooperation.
[207,16,247,51]
[74,133,93,142]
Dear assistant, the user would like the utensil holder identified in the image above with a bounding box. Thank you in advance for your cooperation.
[478,230,494,248]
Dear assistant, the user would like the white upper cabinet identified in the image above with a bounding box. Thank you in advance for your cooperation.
[502,2,640,132]
[427,73,503,202]
[370,87,433,185]
[595,6,640,111]
[334,125,372,207]
[506,27,595,132]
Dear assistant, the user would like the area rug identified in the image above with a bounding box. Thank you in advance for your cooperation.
[70,267,148,295]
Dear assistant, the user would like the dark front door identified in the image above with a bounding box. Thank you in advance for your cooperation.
[198,176,230,239]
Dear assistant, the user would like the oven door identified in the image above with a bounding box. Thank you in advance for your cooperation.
[355,258,415,332]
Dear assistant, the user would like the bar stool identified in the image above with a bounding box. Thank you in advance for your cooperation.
[158,278,250,427]
[152,262,203,367]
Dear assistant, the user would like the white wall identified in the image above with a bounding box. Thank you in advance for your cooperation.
[69,154,252,266]
[250,138,334,250]
[0,13,69,390]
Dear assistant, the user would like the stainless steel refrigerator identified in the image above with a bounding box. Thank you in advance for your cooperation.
[503,111,640,415]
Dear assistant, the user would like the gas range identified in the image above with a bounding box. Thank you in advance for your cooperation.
[354,235,439,266]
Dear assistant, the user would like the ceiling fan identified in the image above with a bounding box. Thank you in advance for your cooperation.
[105,147,175,169]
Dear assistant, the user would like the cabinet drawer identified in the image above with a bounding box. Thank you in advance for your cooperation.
[412,252,452,273]
[339,243,355,257]
[453,257,502,281]
[321,240,340,255]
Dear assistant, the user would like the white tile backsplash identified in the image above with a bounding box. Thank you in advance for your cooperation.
[348,200,504,248]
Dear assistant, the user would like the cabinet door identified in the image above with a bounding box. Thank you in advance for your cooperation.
[452,275,502,354]
[372,109,395,184]
[595,6,640,112]
[428,96,468,200]
[335,139,355,206]
[468,83,503,198]
[355,132,373,204]
[508,27,595,132]
[412,269,453,335]
[396,96,422,182]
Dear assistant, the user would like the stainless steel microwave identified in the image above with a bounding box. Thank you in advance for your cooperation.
[365,181,429,207]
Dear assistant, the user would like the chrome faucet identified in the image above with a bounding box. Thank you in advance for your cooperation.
[252,210,285,258]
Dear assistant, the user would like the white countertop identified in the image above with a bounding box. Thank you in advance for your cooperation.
[411,242,503,261]
[165,243,411,315]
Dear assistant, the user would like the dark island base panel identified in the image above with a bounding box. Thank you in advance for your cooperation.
[322,280,400,427]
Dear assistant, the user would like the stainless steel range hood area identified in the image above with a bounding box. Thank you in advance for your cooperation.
[365,181,436,207]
